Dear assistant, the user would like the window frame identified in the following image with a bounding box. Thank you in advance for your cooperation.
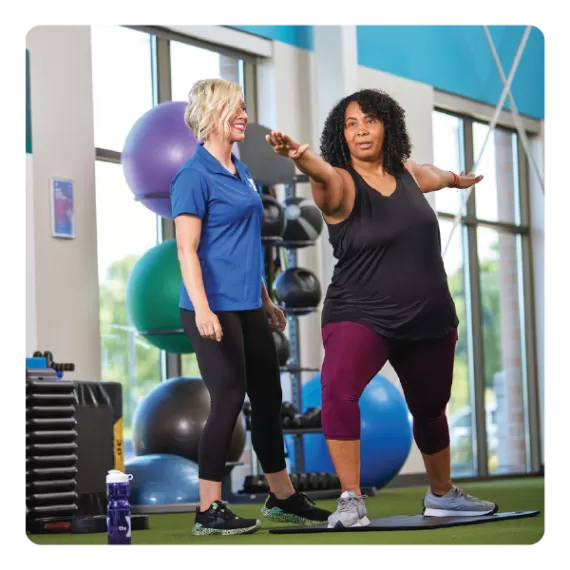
[94,25,257,381]
[433,102,541,477]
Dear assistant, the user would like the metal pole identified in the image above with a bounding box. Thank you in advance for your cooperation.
[284,182,305,473]
[443,26,531,259]
[482,26,544,193]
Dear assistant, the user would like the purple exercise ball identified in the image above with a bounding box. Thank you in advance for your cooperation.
[122,101,241,219]
[122,101,196,219]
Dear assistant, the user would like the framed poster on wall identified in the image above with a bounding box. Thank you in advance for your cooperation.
[50,178,75,239]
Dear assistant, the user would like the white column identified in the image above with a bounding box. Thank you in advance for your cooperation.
[311,25,359,302]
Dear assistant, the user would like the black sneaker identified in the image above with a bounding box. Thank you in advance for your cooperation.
[192,501,261,536]
[261,492,332,525]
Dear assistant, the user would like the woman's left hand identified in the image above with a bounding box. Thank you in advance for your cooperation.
[455,171,484,188]
[263,299,287,331]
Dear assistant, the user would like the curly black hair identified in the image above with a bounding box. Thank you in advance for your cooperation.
[319,89,412,175]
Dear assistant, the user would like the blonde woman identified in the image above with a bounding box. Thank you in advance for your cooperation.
[171,79,331,536]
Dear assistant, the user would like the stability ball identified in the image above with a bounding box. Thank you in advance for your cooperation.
[273,267,322,310]
[126,239,194,354]
[282,197,323,245]
[132,376,246,467]
[302,373,412,489]
[125,453,200,506]
[122,101,240,219]
[122,101,198,219]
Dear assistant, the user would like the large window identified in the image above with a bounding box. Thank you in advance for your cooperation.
[433,109,537,477]
[92,26,252,461]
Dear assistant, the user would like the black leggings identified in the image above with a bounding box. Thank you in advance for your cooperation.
[180,308,286,481]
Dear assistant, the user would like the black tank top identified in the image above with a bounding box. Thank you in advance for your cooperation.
[321,168,459,340]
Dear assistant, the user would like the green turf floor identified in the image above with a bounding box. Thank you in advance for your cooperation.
[29,477,544,545]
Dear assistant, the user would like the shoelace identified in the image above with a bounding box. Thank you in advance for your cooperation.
[452,487,477,501]
[338,494,367,513]
[297,492,317,506]
[212,501,234,521]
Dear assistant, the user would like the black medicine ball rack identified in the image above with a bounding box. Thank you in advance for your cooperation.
[223,174,348,504]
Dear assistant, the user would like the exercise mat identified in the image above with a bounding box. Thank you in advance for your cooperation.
[269,510,540,534]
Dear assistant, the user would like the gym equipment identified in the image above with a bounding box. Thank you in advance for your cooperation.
[302,373,412,489]
[73,381,124,516]
[26,376,78,533]
[261,195,286,242]
[32,351,75,379]
[26,361,127,533]
[236,123,296,185]
[282,197,324,245]
[271,328,290,367]
[126,239,194,354]
[132,376,246,466]
[269,511,541,534]
[241,471,340,497]
[301,407,322,429]
[125,454,200,510]
[122,101,197,219]
[71,514,149,534]
[281,401,309,431]
[272,267,322,310]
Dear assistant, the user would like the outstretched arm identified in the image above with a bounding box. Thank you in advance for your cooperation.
[405,159,483,193]
[266,131,345,215]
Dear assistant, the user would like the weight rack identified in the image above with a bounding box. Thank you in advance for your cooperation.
[26,366,79,533]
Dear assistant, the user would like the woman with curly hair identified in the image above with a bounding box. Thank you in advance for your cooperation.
[266,89,496,528]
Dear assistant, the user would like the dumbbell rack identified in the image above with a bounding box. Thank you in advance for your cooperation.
[280,177,318,472]
[223,175,346,504]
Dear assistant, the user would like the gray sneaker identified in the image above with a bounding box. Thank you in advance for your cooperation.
[327,491,371,528]
[423,486,498,517]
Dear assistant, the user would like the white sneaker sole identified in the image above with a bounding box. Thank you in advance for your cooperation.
[423,506,497,517]
[328,516,371,529]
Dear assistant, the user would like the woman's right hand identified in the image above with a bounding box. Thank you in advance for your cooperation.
[266,131,309,160]
[195,309,223,342]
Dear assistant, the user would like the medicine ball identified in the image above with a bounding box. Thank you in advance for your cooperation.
[282,197,323,244]
[271,328,290,367]
[272,267,322,309]
[261,195,286,239]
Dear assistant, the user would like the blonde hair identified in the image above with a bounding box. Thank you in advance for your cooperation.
[184,79,243,141]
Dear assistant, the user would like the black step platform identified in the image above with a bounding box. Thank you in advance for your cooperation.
[268,511,541,534]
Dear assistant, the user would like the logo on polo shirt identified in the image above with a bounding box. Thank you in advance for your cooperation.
[248,177,257,192]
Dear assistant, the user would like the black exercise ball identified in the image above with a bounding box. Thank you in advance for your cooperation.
[282,197,323,244]
[271,328,290,367]
[132,376,246,465]
[272,267,322,309]
[261,195,286,238]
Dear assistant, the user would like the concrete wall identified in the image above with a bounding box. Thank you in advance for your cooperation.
[26,26,101,380]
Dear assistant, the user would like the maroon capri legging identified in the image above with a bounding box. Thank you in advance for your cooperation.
[321,321,458,455]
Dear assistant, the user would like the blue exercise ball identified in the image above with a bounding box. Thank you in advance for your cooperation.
[125,453,200,505]
[302,373,412,489]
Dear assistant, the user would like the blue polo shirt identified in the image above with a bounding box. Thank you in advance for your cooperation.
[170,143,263,312]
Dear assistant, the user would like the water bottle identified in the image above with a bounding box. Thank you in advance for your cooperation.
[106,469,133,545]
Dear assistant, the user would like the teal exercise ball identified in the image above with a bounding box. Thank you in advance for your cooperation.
[302,373,412,489]
[126,239,194,354]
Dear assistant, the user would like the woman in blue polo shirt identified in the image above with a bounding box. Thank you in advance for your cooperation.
[171,79,330,536]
